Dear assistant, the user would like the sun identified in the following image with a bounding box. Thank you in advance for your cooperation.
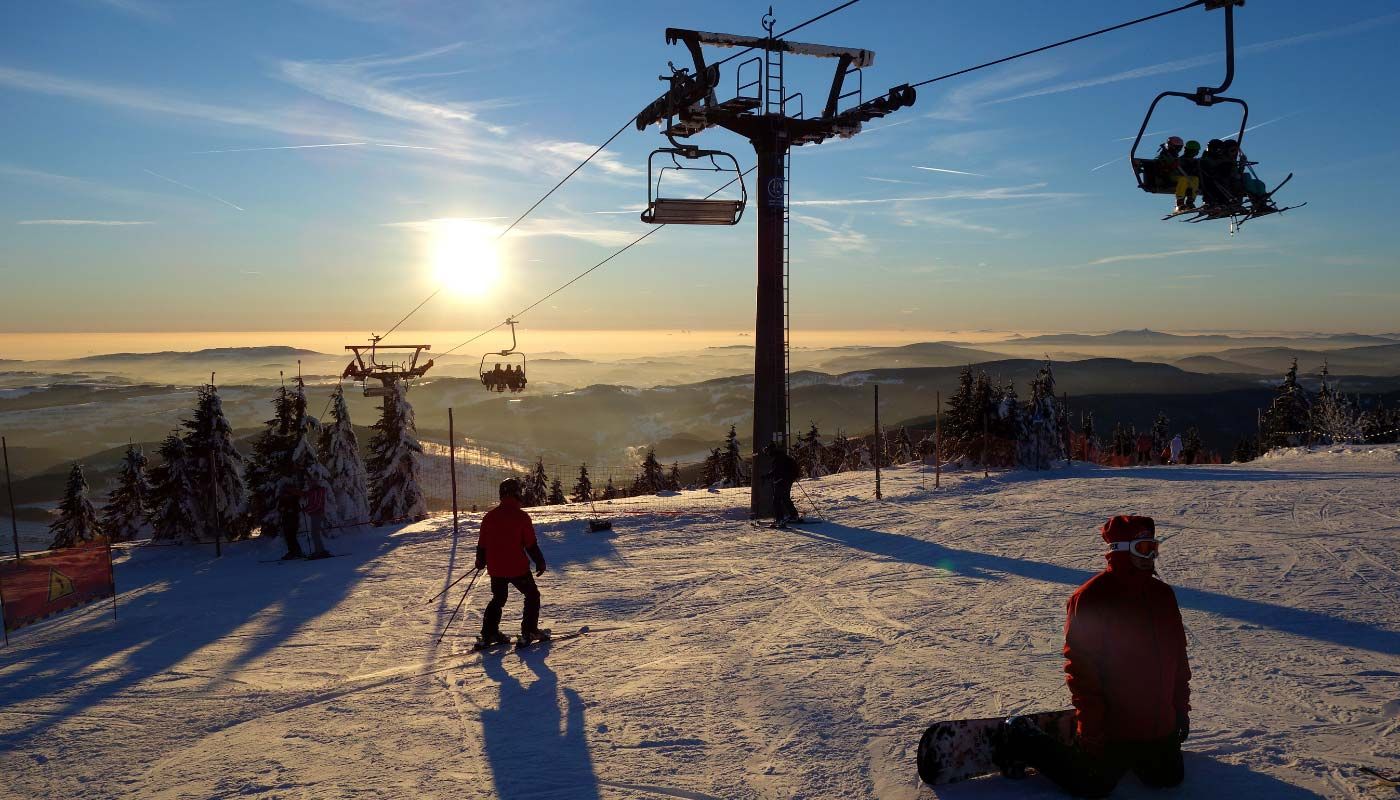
[431,219,501,297]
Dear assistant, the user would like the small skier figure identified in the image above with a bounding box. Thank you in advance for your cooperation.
[301,476,332,559]
[476,478,550,646]
[995,515,1190,797]
[762,441,801,527]
[277,482,305,560]
[1169,434,1184,465]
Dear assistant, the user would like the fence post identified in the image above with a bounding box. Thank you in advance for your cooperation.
[874,384,882,500]
[3,437,19,560]
[982,412,989,479]
[934,391,941,489]
[449,408,459,541]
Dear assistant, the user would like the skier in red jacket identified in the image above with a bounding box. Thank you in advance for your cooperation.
[476,478,549,646]
[997,515,1190,797]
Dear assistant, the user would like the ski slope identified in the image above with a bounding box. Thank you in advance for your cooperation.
[2,447,1398,799]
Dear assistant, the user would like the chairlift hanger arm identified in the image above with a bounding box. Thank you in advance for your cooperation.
[666,28,875,68]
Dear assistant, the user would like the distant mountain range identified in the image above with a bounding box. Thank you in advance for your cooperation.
[72,346,328,362]
[999,329,1399,348]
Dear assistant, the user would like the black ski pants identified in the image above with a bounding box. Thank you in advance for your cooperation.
[482,573,541,636]
[772,480,799,521]
[1010,725,1184,798]
[280,508,304,557]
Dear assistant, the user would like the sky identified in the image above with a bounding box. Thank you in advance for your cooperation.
[2,0,1398,343]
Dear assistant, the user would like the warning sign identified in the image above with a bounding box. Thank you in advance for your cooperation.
[48,568,75,602]
[0,540,114,633]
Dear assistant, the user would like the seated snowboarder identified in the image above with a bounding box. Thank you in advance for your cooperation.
[995,515,1189,798]
[1174,140,1201,212]
[476,478,550,646]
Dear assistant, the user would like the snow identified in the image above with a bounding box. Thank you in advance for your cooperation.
[2,448,1398,798]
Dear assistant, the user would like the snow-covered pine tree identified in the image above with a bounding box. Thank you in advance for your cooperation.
[519,458,549,507]
[290,417,331,503]
[1261,359,1312,449]
[245,385,297,538]
[1182,427,1203,464]
[148,433,201,542]
[721,425,748,487]
[828,430,851,473]
[1023,360,1063,470]
[1150,412,1169,457]
[1312,390,1362,445]
[602,476,618,500]
[183,384,249,540]
[366,381,426,524]
[48,463,100,549]
[632,448,665,495]
[944,365,978,444]
[701,448,722,487]
[667,462,682,491]
[892,426,914,464]
[100,444,150,543]
[796,422,826,478]
[320,384,369,528]
[570,463,593,503]
[548,475,566,505]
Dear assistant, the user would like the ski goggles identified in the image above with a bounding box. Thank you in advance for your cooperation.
[1108,537,1160,559]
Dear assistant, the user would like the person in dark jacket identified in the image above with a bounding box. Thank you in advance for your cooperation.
[477,478,549,645]
[762,441,801,526]
[277,483,305,560]
[997,515,1190,797]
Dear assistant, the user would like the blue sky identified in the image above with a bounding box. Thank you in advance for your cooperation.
[2,0,1397,337]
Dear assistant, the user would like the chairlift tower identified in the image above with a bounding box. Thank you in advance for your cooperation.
[636,8,917,515]
[343,335,434,397]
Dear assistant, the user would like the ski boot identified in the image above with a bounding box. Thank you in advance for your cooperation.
[990,716,1035,780]
[475,630,512,650]
[519,628,552,646]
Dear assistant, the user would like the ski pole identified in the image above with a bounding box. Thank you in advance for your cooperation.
[421,565,479,606]
[436,567,483,645]
[794,479,828,522]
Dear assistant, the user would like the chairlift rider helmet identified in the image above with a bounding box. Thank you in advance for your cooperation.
[1184,140,1201,155]
[1166,136,1184,150]
[499,478,523,499]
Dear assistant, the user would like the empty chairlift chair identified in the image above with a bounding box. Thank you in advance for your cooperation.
[641,147,747,226]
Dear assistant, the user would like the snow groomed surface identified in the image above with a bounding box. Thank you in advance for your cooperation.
[1,446,1397,799]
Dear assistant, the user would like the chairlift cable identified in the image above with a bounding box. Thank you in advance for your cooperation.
[374,0,869,342]
[437,166,756,358]
[905,0,1206,91]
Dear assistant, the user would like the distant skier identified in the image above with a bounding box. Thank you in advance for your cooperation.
[996,515,1190,797]
[1135,433,1153,466]
[300,477,332,559]
[476,478,549,646]
[1169,435,1184,465]
[762,441,801,527]
[277,483,305,560]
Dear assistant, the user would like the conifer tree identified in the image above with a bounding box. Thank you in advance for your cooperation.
[571,463,594,503]
[667,462,682,491]
[245,385,298,537]
[320,384,369,527]
[48,464,100,549]
[796,422,826,478]
[828,430,852,473]
[602,476,618,500]
[701,448,723,487]
[1023,360,1063,469]
[1150,412,1170,456]
[892,425,915,464]
[1261,359,1312,448]
[290,418,331,497]
[100,445,150,543]
[148,433,201,542]
[944,366,978,444]
[519,458,549,507]
[183,383,249,540]
[549,475,566,506]
[632,448,665,495]
[1182,427,1203,464]
[367,381,426,524]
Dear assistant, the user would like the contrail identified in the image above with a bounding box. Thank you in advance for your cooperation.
[142,168,245,211]
[1090,156,1123,172]
[914,166,988,177]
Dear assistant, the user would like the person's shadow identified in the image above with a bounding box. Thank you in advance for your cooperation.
[480,648,600,799]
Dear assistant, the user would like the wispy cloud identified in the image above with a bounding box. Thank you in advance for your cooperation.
[914,166,988,177]
[1085,244,1245,267]
[793,183,1081,207]
[996,13,1400,103]
[0,163,158,206]
[142,168,245,211]
[190,141,436,155]
[923,66,1063,122]
[88,0,168,21]
[864,176,919,185]
[791,213,872,253]
[385,215,641,247]
[17,219,153,226]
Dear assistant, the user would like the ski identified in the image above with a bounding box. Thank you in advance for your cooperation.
[470,636,516,653]
[259,553,348,563]
[515,625,590,650]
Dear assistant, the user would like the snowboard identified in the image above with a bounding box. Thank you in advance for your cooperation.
[916,708,1076,786]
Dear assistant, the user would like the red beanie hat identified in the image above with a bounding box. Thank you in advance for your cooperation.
[1101,515,1155,543]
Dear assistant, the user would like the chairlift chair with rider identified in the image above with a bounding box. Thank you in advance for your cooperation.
[479,318,528,393]
[1128,0,1302,229]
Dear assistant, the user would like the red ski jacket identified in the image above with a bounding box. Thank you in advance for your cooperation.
[1064,552,1190,753]
[476,497,540,578]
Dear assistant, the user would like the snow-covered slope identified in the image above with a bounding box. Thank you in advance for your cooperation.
[2,448,1398,799]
